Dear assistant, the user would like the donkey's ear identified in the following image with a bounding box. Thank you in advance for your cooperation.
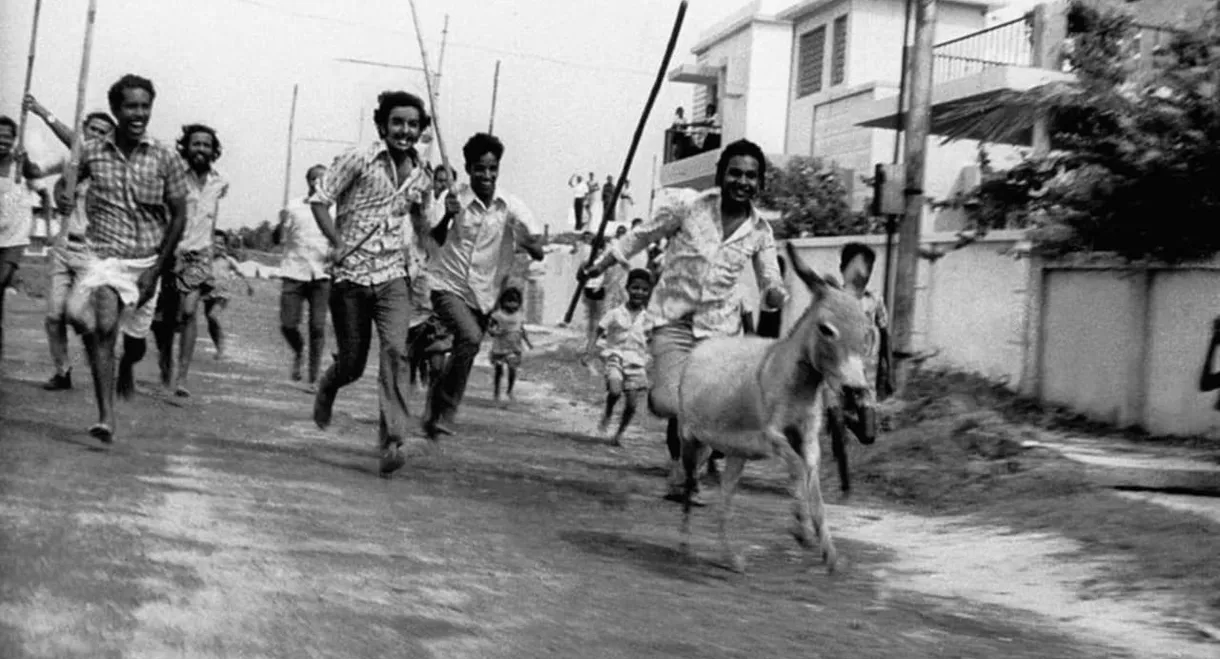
[784,241,828,293]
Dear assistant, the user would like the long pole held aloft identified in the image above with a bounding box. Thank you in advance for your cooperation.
[280,84,299,210]
[407,0,452,178]
[436,14,450,93]
[563,0,690,325]
[488,60,501,134]
[15,0,44,183]
[60,0,98,202]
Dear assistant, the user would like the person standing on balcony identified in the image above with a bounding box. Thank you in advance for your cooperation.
[567,172,585,230]
[581,139,788,504]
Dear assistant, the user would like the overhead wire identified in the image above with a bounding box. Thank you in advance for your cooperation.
[229,0,658,77]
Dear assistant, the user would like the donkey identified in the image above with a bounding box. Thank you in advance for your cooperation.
[675,242,877,574]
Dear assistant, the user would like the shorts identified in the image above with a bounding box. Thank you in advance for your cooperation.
[66,254,161,340]
[491,350,522,368]
[46,238,92,320]
[605,353,649,394]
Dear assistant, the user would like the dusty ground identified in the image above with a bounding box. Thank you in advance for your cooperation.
[1,279,1218,658]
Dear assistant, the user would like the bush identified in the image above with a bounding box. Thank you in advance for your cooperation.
[758,156,883,239]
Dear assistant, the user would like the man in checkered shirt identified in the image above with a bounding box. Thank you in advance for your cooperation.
[308,90,435,478]
[65,74,189,445]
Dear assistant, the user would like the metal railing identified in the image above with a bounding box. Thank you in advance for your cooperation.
[932,14,1035,85]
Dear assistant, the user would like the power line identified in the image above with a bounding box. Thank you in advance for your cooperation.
[229,0,657,77]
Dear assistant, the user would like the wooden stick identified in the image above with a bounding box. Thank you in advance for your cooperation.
[563,0,690,325]
[280,83,299,210]
[436,14,450,94]
[15,0,43,183]
[407,0,451,178]
[59,0,98,200]
[489,60,501,134]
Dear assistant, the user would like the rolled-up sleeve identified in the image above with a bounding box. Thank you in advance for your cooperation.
[609,188,691,264]
[753,226,788,311]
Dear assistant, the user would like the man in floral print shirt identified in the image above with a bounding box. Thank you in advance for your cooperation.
[309,90,434,477]
[583,139,788,503]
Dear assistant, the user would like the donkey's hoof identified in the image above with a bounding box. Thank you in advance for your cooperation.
[823,547,839,574]
[789,524,815,549]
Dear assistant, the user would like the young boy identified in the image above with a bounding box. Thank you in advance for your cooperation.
[583,268,656,447]
[487,286,532,401]
[825,242,892,493]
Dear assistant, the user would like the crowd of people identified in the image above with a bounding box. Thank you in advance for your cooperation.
[567,171,633,231]
[0,73,892,498]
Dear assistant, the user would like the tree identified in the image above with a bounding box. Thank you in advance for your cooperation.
[935,0,1220,263]
[758,156,882,239]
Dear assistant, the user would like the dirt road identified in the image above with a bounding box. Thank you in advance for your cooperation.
[1,285,1215,658]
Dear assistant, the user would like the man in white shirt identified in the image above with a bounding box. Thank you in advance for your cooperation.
[153,124,230,398]
[422,133,544,439]
[274,164,331,386]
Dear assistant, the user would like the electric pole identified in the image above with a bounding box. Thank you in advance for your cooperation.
[891,0,937,393]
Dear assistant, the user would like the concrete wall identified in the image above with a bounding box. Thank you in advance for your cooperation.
[746,21,796,155]
[1034,260,1220,439]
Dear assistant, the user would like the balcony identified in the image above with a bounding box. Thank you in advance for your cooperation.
[852,8,1184,144]
[659,123,724,190]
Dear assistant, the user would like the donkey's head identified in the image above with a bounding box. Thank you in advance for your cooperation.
[784,242,877,443]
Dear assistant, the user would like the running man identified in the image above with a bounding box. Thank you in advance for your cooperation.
[153,123,229,397]
[21,96,116,388]
[65,74,189,443]
[274,164,331,386]
[310,90,433,477]
[582,139,788,503]
[422,132,545,439]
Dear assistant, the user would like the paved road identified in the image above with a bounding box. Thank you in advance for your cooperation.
[0,287,1159,658]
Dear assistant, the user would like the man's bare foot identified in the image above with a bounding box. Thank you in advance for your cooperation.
[174,386,191,398]
[88,423,114,444]
[422,418,454,440]
[611,433,624,447]
[290,353,303,381]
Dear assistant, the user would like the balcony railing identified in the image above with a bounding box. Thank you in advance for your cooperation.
[932,14,1035,86]
[663,124,723,165]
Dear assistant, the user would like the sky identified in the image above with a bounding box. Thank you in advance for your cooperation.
[0,0,1038,233]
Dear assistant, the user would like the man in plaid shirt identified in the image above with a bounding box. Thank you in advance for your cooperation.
[64,74,189,444]
[309,90,434,478]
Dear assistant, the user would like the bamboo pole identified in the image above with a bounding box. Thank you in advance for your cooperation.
[280,83,299,210]
[563,1,690,324]
[488,60,501,134]
[59,0,98,200]
[15,0,44,183]
[435,14,450,94]
[406,0,451,178]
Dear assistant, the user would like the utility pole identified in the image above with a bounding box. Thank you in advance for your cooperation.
[891,0,937,393]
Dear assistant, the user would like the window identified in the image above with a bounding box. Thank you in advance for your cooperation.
[831,15,848,86]
[797,26,827,97]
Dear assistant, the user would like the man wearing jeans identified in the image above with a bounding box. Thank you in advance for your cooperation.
[274,164,330,387]
[309,91,433,477]
[583,139,787,503]
[422,133,544,439]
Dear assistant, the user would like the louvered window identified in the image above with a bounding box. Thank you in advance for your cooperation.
[797,26,827,97]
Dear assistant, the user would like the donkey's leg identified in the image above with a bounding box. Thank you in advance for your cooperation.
[767,424,813,549]
[800,412,837,573]
[678,426,708,556]
[717,454,748,573]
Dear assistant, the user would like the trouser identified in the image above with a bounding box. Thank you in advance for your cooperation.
[573,199,585,230]
[280,278,331,382]
[318,278,411,448]
[427,289,491,423]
